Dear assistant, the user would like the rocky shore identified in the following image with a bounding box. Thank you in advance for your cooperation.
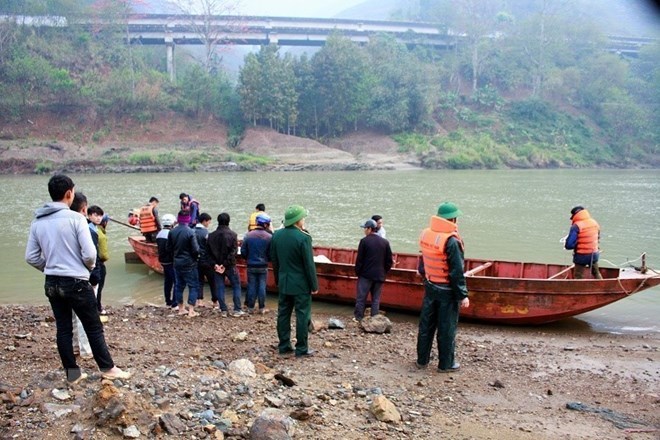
[0,304,658,439]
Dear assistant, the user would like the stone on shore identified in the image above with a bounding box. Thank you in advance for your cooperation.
[228,359,256,378]
[369,395,401,423]
[249,408,295,440]
[360,315,392,333]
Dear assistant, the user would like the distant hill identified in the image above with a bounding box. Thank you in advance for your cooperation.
[336,0,659,37]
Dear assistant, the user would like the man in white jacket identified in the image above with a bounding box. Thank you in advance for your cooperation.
[25,174,131,384]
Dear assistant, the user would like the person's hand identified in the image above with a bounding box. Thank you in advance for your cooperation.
[460,297,470,308]
[214,264,225,274]
[311,290,318,295]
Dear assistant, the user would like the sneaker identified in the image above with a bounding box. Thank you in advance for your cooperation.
[80,353,94,360]
[259,308,270,315]
[437,362,460,373]
[68,372,88,385]
[102,367,132,381]
[247,308,255,315]
[99,309,108,316]
[230,310,246,318]
[295,349,315,358]
[414,361,428,370]
[220,311,228,318]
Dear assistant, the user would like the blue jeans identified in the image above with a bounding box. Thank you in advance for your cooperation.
[162,263,177,306]
[354,277,384,319]
[214,266,242,312]
[174,264,200,307]
[246,268,267,310]
[45,275,115,381]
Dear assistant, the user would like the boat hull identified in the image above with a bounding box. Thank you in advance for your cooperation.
[127,236,659,325]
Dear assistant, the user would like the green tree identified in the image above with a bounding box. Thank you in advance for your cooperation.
[312,34,370,136]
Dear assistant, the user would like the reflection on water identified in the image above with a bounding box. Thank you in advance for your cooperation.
[6,170,659,335]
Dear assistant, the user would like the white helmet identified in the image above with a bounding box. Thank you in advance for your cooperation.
[161,214,176,227]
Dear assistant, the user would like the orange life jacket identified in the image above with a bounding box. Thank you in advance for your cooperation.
[419,215,464,284]
[248,211,259,231]
[572,209,599,254]
[139,204,158,234]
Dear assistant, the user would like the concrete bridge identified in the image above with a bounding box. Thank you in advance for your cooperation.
[5,13,655,80]
[119,14,656,80]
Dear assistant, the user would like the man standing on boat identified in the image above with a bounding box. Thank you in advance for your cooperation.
[270,205,318,357]
[416,202,469,373]
[25,174,131,383]
[564,206,603,279]
[371,215,387,239]
[353,219,393,322]
[139,196,161,243]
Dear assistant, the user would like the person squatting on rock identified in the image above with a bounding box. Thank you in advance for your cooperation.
[353,218,393,321]
[270,205,318,357]
[416,202,470,373]
[25,174,131,383]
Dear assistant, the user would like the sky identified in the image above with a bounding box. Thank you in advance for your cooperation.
[235,0,365,17]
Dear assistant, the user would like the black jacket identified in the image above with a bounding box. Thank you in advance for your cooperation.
[167,224,199,269]
[207,225,238,268]
[354,233,393,282]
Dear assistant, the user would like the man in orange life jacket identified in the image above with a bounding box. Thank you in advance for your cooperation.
[564,206,603,279]
[416,202,469,373]
[139,196,161,243]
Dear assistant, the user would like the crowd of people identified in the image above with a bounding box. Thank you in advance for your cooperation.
[26,174,602,383]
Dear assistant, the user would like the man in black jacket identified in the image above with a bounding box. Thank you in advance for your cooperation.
[167,213,200,317]
[353,219,393,321]
[207,213,244,317]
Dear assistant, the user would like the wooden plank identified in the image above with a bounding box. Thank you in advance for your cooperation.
[548,264,575,280]
[464,262,493,277]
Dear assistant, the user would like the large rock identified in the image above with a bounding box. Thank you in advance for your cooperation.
[249,408,295,440]
[159,413,187,435]
[369,395,401,423]
[360,315,393,334]
[228,359,256,378]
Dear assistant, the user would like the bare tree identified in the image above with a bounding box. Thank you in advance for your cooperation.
[452,0,511,93]
[168,0,242,73]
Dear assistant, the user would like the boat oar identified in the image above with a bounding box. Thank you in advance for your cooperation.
[108,217,140,231]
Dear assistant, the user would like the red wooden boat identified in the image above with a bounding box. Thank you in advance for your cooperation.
[127,235,660,325]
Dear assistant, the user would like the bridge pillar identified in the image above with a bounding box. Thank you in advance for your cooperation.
[166,36,175,81]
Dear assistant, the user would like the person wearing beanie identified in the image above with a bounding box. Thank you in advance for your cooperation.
[270,205,318,357]
[416,201,470,373]
[564,206,603,279]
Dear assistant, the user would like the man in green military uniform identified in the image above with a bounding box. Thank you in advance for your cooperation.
[270,205,319,357]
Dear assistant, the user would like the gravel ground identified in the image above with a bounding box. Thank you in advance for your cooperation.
[0,304,658,439]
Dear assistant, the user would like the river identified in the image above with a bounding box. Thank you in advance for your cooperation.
[5,169,659,334]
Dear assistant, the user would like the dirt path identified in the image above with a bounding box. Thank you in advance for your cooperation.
[0,304,658,439]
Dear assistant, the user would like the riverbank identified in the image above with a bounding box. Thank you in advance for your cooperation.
[1,304,658,439]
[0,113,420,174]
